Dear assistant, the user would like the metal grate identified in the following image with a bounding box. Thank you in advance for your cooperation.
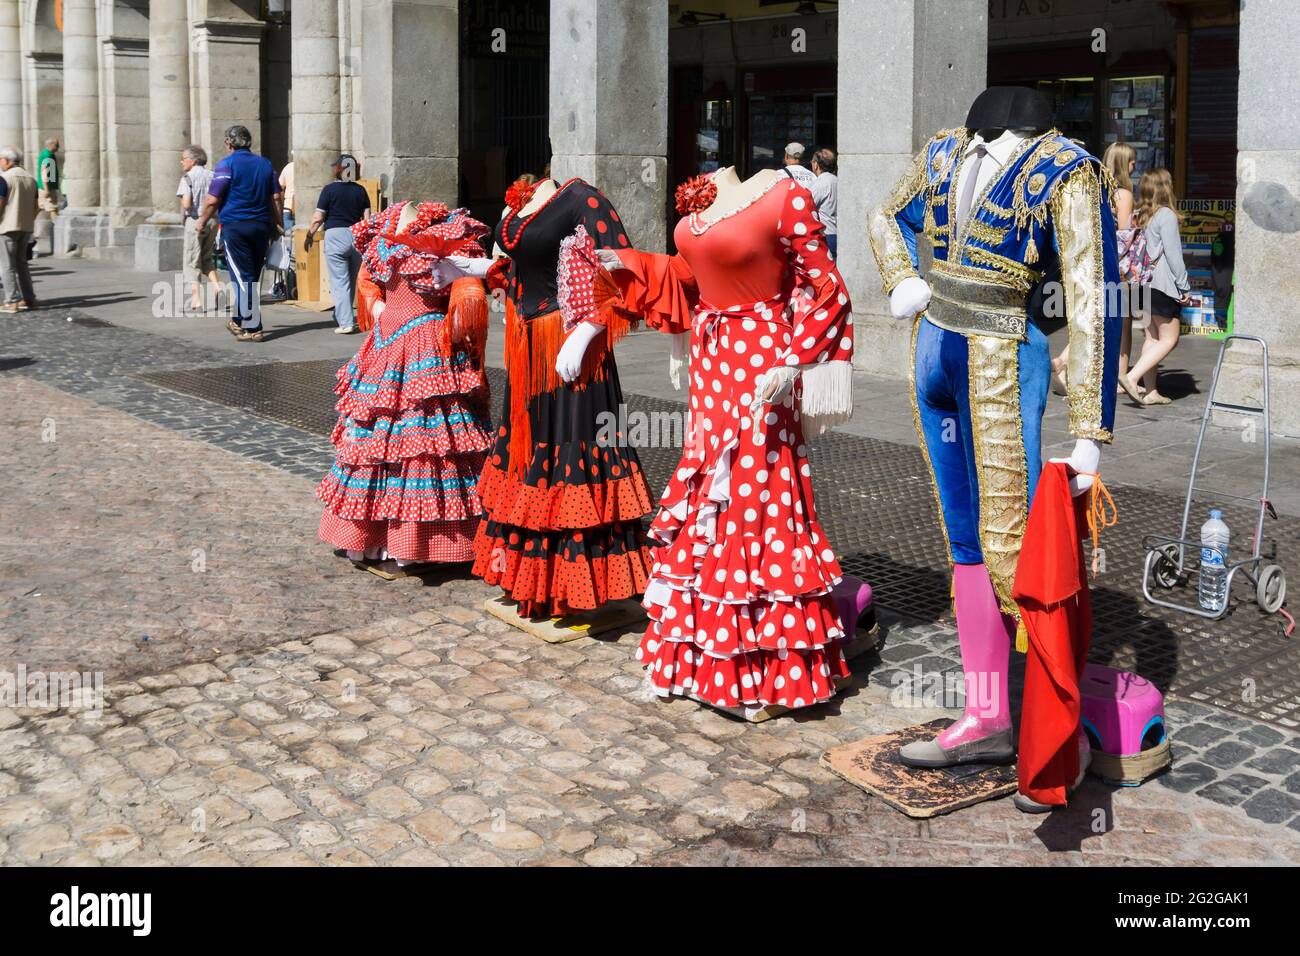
[137,359,1300,727]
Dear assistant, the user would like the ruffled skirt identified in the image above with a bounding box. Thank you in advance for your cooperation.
[636,307,850,711]
[471,346,653,617]
[317,309,491,563]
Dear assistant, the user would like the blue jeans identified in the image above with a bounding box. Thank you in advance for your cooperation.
[323,226,360,330]
[826,233,837,260]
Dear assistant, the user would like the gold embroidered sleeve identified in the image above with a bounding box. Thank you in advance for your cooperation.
[867,149,927,295]
[1049,164,1114,443]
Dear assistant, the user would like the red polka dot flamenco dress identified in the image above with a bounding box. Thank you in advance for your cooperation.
[612,174,857,715]
[317,202,493,565]
[471,178,653,617]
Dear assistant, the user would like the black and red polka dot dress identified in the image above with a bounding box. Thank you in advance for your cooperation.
[471,179,653,617]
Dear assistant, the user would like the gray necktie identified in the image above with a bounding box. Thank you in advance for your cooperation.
[956,143,988,232]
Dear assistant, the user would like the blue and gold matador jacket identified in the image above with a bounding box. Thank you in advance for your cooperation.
[869,127,1121,442]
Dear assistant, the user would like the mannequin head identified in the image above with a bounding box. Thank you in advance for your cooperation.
[964,86,1052,140]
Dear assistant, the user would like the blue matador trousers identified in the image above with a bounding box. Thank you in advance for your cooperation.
[910,315,1051,622]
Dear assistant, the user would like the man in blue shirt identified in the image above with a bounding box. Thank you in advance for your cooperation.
[194,125,283,341]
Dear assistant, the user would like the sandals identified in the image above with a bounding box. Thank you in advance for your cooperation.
[234,329,265,343]
[1142,391,1172,405]
[1117,372,1146,404]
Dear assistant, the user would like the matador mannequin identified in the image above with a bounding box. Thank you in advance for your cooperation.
[868,87,1120,807]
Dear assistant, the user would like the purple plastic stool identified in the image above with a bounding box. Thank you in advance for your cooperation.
[1080,663,1170,785]
[831,574,874,640]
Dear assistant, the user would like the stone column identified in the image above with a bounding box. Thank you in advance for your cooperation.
[136,0,193,272]
[60,0,99,212]
[99,7,153,237]
[291,0,341,220]
[1220,0,1300,436]
[549,0,668,252]
[0,0,21,150]
[361,0,459,203]
[191,17,265,158]
[149,0,192,217]
[837,0,986,376]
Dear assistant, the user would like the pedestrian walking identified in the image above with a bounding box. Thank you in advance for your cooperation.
[304,154,370,334]
[275,157,297,300]
[0,146,39,312]
[809,146,838,258]
[782,142,815,187]
[36,137,60,216]
[1050,141,1137,396]
[1121,168,1191,406]
[195,125,283,343]
[177,145,221,313]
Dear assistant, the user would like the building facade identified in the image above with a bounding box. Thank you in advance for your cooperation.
[2,0,1293,432]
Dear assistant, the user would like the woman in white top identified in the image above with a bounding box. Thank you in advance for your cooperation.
[1051,141,1136,395]
[1121,168,1191,406]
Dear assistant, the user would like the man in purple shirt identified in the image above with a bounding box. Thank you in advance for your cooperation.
[194,125,283,341]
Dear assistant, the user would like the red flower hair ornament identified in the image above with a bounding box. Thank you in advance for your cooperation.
[505,177,539,213]
[675,174,718,216]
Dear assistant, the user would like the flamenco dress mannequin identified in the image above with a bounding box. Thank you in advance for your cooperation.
[604,166,855,718]
[316,200,493,567]
[445,177,653,619]
[868,87,1119,810]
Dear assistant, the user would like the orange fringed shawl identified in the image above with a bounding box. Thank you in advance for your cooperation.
[503,271,636,477]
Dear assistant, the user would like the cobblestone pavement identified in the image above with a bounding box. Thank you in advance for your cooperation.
[1,377,423,677]
[2,604,1297,866]
[1,374,1298,864]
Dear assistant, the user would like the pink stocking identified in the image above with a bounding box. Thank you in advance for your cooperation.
[937,563,1013,749]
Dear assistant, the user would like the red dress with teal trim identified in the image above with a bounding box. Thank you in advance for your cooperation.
[470,179,653,617]
[614,176,856,713]
[317,202,493,564]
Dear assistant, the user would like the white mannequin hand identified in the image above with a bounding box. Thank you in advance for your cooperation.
[1050,438,1102,497]
[430,260,464,290]
[594,248,627,271]
[555,321,604,382]
[753,365,798,406]
[889,276,931,320]
[443,255,493,279]
[749,366,798,441]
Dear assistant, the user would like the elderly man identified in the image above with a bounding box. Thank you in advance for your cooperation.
[809,147,838,259]
[0,147,38,312]
[194,125,283,342]
[782,142,815,187]
[177,144,221,313]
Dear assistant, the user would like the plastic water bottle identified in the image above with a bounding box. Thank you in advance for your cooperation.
[1198,509,1230,612]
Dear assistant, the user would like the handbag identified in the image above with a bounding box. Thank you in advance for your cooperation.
[266,237,291,271]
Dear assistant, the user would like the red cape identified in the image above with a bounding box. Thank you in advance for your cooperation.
[1012,462,1093,805]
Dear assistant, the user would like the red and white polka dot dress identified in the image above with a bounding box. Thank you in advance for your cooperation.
[616,177,855,713]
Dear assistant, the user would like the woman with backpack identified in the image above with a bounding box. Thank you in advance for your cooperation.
[1121,168,1191,405]
[1051,141,1136,396]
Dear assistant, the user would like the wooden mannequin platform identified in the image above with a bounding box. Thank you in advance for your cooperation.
[483,596,647,644]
